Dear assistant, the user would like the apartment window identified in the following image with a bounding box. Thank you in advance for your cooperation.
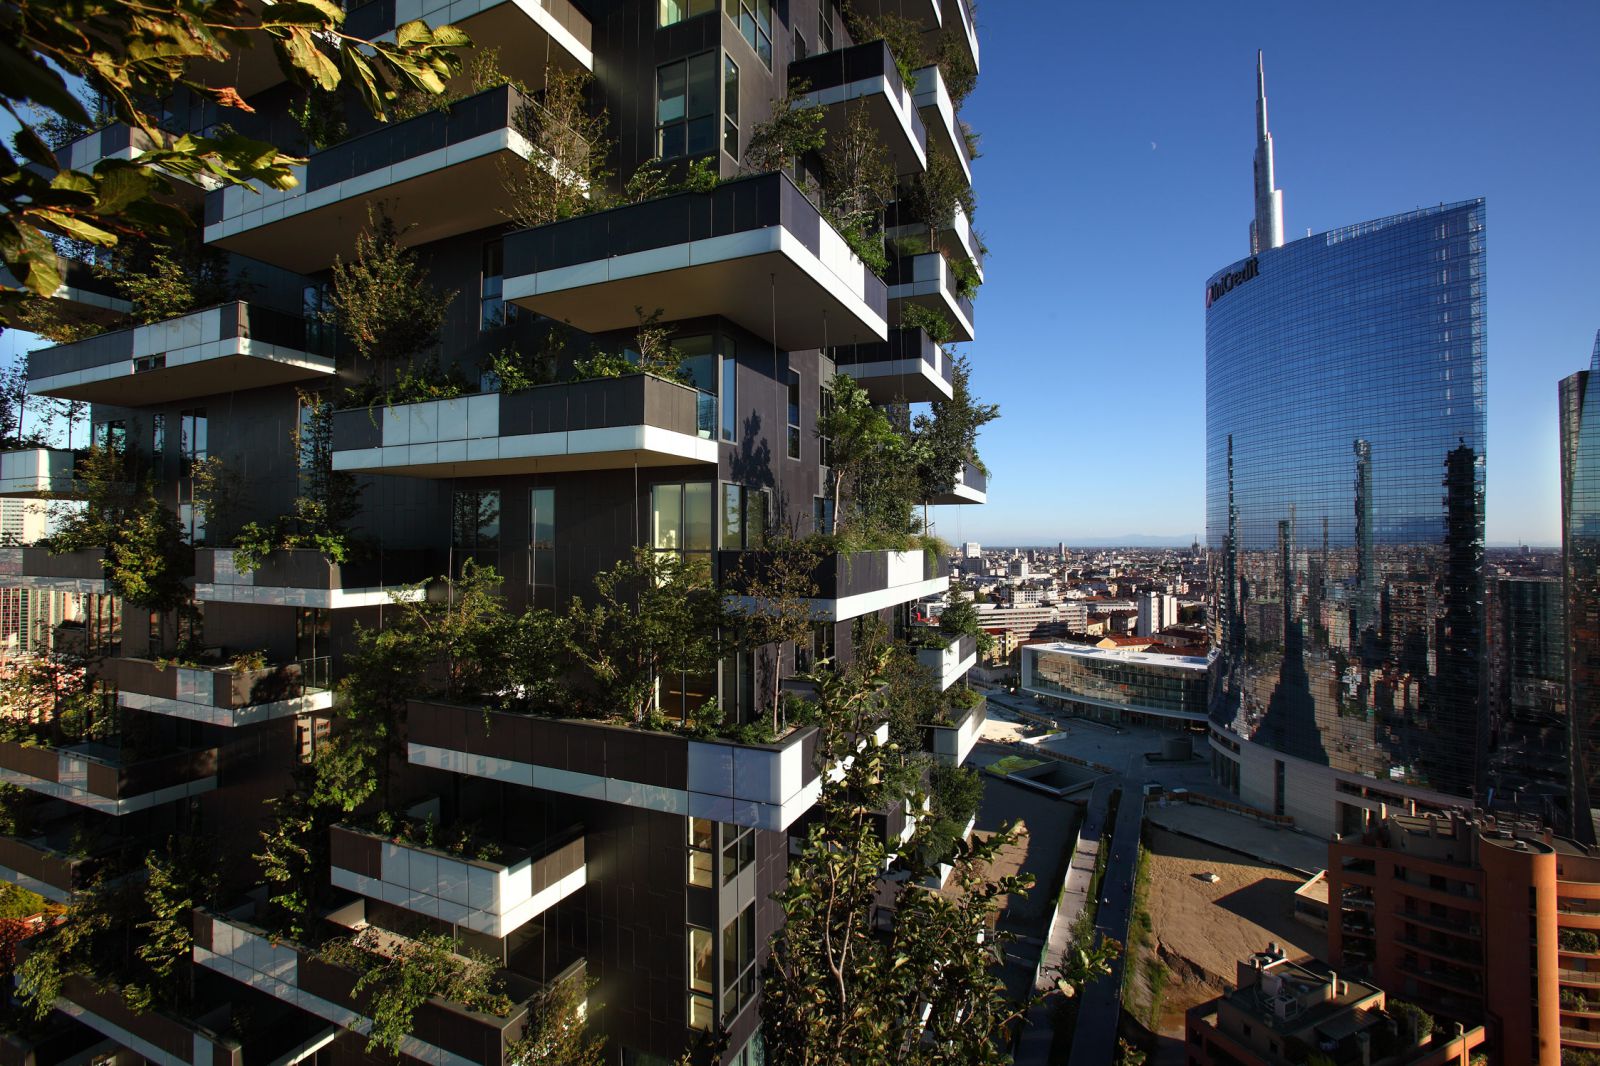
[819,385,833,466]
[722,823,755,886]
[657,52,717,159]
[91,419,126,454]
[720,650,755,724]
[529,487,555,600]
[722,55,740,160]
[688,926,715,1030]
[687,818,714,888]
[676,334,719,440]
[295,607,330,662]
[818,0,835,52]
[720,483,769,549]
[176,603,203,653]
[302,282,334,357]
[793,28,807,60]
[480,240,517,331]
[296,716,331,764]
[721,350,738,441]
[796,621,834,673]
[296,395,325,474]
[180,408,207,476]
[787,369,801,459]
[812,495,834,535]
[721,902,757,1021]
[147,609,162,655]
[453,489,501,573]
[659,0,713,25]
[652,482,713,562]
[726,0,772,67]
[150,414,166,479]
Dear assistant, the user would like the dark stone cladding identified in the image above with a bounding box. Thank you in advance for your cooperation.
[832,326,940,372]
[0,834,92,895]
[47,972,241,1066]
[501,171,887,319]
[329,822,585,892]
[0,547,104,580]
[0,739,218,799]
[331,373,704,453]
[194,547,438,589]
[787,39,901,95]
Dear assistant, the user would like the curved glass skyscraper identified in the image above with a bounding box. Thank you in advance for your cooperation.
[1205,199,1488,836]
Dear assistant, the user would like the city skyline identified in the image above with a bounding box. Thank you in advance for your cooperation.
[934,2,1599,547]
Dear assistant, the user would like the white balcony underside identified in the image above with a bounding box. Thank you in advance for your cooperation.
[727,575,950,624]
[0,767,217,816]
[505,227,888,351]
[0,863,72,904]
[29,343,335,404]
[192,583,426,609]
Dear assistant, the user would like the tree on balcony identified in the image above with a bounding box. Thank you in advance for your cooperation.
[500,67,615,229]
[912,352,997,498]
[821,106,894,275]
[745,82,827,178]
[727,536,823,735]
[814,374,902,540]
[2,0,469,317]
[327,210,458,402]
[568,548,724,727]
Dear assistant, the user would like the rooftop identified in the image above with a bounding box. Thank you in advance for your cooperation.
[1027,641,1217,671]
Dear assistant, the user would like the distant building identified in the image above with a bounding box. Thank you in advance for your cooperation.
[1327,810,1600,1066]
[1008,559,1029,578]
[1185,943,1485,1066]
[1021,642,1215,732]
[962,541,983,560]
[1562,331,1600,844]
[1137,590,1178,637]
[1489,576,1567,828]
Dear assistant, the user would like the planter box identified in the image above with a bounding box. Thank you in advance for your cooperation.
[887,252,974,343]
[408,701,825,831]
[0,833,98,903]
[329,824,585,938]
[330,374,717,478]
[924,698,986,766]
[0,739,218,815]
[831,327,952,404]
[193,909,559,1066]
[194,548,435,609]
[0,548,109,594]
[109,656,333,727]
[720,548,949,623]
[0,449,79,498]
[914,632,978,690]
[50,973,241,1066]
[789,41,927,177]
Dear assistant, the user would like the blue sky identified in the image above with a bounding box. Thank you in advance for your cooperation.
[5,4,1597,546]
[931,1,1600,547]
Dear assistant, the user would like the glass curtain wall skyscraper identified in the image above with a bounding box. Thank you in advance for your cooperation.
[1206,199,1488,836]
[1561,331,1600,844]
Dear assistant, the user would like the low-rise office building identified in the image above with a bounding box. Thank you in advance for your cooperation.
[1020,641,1216,731]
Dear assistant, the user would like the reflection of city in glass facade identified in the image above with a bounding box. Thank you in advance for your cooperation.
[1562,332,1600,843]
[1022,643,1215,728]
[1206,200,1488,802]
[1488,577,1566,827]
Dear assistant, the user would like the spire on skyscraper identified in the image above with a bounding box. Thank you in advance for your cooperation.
[1250,50,1285,254]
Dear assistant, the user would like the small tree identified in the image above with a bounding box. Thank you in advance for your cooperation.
[822,104,893,274]
[136,836,218,1006]
[254,779,327,941]
[506,974,607,1066]
[500,68,614,228]
[1389,1000,1434,1046]
[729,535,822,734]
[326,210,456,391]
[912,352,997,502]
[745,83,827,177]
[566,548,724,726]
[814,374,900,539]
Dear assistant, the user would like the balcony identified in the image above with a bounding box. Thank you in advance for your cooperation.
[938,0,979,73]
[831,327,952,403]
[0,739,217,816]
[503,171,888,350]
[49,973,243,1066]
[909,64,972,186]
[0,256,129,326]
[55,123,220,201]
[194,548,435,609]
[331,374,717,478]
[788,42,928,178]
[329,822,585,938]
[108,655,333,727]
[0,449,78,498]
[1564,1027,1600,1049]
[26,301,335,406]
[0,548,110,594]
[888,253,974,342]
[408,701,826,831]
[923,696,985,766]
[205,85,548,273]
[195,906,575,1066]
[926,460,986,505]
[720,548,950,623]
[913,632,978,691]
[886,198,982,279]
[0,831,101,904]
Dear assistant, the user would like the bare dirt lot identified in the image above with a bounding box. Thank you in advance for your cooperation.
[1133,827,1328,1037]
